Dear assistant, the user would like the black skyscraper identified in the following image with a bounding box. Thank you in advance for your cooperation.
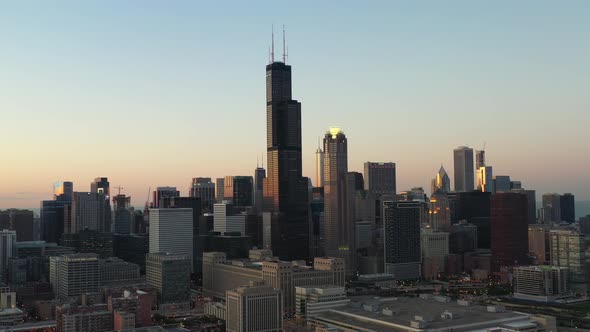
[560,193,576,223]
[262,57,310,261]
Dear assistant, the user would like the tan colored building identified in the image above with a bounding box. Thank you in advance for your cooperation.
[226,281,282,332]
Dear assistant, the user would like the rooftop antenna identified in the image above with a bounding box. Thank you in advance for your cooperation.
[271,24,275,63]
[268,46,271,64]
[282,25,287,63]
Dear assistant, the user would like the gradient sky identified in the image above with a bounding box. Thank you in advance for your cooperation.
[1,1,589,208]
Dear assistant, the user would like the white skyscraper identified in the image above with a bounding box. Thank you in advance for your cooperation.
[149,209,193,263]
[0,230,17,279]
[213,203,245,235]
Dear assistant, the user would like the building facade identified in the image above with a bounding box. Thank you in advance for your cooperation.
[226,281,282,332]
[383,201,421,279]
[146,252,191,306]
[453,146,474,192]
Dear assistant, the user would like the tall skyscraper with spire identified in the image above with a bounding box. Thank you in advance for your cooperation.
[431,165,451,194]
[262,29,310,260]
[315,142,324,188]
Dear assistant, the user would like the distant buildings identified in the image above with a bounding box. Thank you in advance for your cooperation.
[383,201,421,279]
[224,176,254,209]
[70,192,109,233]
[430,165,450,194]
[453,146,474,192]
[152,187,179,208]
[493,175,511,193]
[226,281,282,332]
[428,193,450,231]
[253,167,266,212]
[560,193,575,223]
[476,166,494,193]
[189,177,216,213]
[420,229,449,279]
[53,181,73,201]
[364,162,396,197]
[0,230,17,279]
[0,209,34,241]
[550,229,587,287]
[112,194,131,234]
[542,193,561,223]
[315,146,324,187]
[213,203,246,235]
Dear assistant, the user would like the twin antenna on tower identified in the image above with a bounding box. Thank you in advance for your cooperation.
[269,24,288,64]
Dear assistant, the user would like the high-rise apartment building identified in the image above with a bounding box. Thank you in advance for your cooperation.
[491,192,529,270]
[383,201,421,279]
[323,128,355,275]
[70,192,108,233]
[262,57,309,261]
[528,225,549,265]
[431,165,451,194]
[453,146,474,192]
[149,209,193,265]
[190,177,216,213]
[146,252,191,306]
[560,193,575,223]
[364,162,396,197]
[53,253,99,300]
[226,281,283,332]
[550,230,587,286]
[513,266,570,302]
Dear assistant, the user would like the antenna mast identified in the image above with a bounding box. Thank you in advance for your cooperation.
[282,25,286,63]
[271,24,275,63]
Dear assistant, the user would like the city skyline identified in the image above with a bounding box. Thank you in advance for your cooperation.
[2,1,590,208]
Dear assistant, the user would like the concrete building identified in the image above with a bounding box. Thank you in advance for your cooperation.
[453,146,474,192]
[202,250,345,314]
[99,257,141,284]
[295,286,348,319]
[56,303,113,332]
[542,193,561,223]
[383,201,421,279]
[550,229,587,287]
[213,203,246,235]
[107,289,153,328]
[309,296,557,332]
[420,229,449,279]
[149,208,193,266]
[226,281,282,332]
[364,162,396,197]
[51,253,99,300]
[513,266,570,302]
[145,252,191,308]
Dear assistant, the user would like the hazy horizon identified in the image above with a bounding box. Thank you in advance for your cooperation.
[2,1,589,208]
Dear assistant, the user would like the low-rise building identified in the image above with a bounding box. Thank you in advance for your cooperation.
[513,265,571,302]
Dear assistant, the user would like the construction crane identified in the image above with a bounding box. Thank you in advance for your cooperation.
[113,186,124,195]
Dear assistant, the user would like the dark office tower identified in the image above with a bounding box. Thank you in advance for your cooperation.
[456,191,491,249]
[152,187,180,208]
[224,176,254,209]
[310,187,324,257]
[475,150,485,169]
[363,162,396,197]
[525,190,537,224]
[113,195,131,234]
[348,172,364,192]
[41,201,66,243]
[215,178,225,203]
[254,167,266,213]
[560,193,575,223]
[262,56,309,261]
[383,201,421,279]
[189,177,215,213]
[453,146,474,192]
[431,165,451,194]
[323,128,355,275]
[542,193,561,223]
[53,181,73,201]
[491,192,529,270]
[7,209,34,241]
[70,192,108,233]
[493,175,511,193]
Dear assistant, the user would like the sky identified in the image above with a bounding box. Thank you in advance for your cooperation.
[1,1,589,209]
